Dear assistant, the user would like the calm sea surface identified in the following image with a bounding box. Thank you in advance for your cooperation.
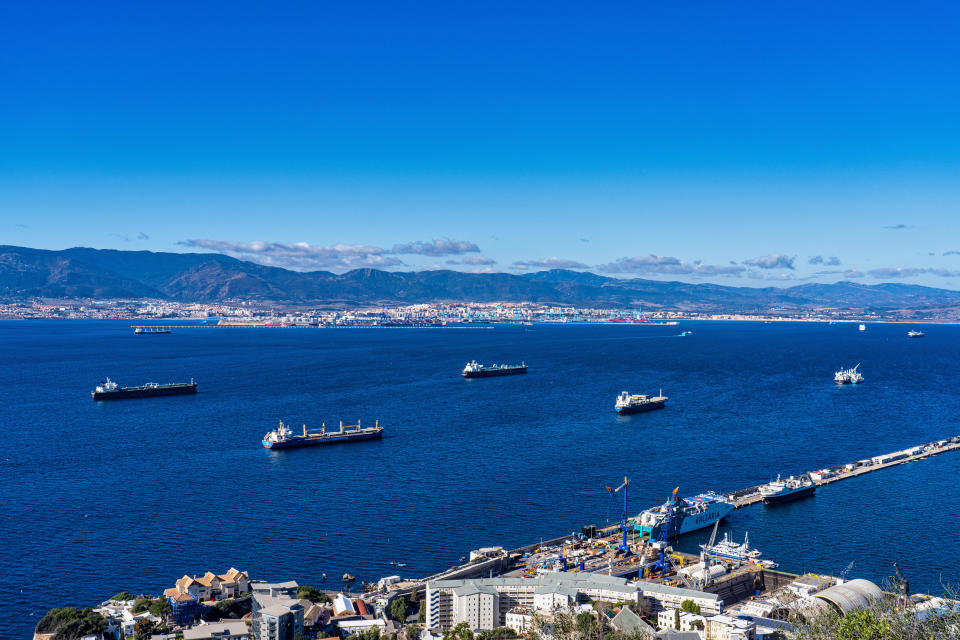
[2,320,959,636]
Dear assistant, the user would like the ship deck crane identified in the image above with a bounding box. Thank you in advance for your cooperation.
[605,476,632,556]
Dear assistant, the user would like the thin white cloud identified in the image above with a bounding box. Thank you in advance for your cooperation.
[597,254,745,276]
[867,267,960,278]
[178,239,403,271]
[511,257,590,271]
[808,255,840,266]
[447,256,497,266]
[743,253,795,269]
[392,239,480,256]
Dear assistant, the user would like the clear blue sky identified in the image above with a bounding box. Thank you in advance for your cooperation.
[3,1,960,286]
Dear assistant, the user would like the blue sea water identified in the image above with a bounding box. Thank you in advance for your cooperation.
[2,320,960,637]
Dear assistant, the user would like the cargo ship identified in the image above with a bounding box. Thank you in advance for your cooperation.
[262,420,383,450]
[91,377,197,400]
[462,360,528,378]
[615,390,667,414]
[834,364,863,385]
[634,490,734,539]
[134,327,171,334]
[759,474,816,504]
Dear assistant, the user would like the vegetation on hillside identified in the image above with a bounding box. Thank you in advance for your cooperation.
[34,607,107,640]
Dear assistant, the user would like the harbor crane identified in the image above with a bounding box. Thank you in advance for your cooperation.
[605,476,632,556]
[653,487,679,574]
[838,561,855,583]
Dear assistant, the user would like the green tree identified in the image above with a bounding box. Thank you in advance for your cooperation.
[148,598,172,618]
[444,622,475,640]
[835,610,890,640]
[113,591,135,601]
[576,612,597,639]
[298,585,330,603]
[418,600,426,623]
[409,588,420,604]
[407,623,422,640]
[673,609,680,630]
[390,596,410,621]
[679,600,700,615]
[133,618,156,640]
[131,598,152,613]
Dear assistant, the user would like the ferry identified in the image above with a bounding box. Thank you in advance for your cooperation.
[759,474,816,504]
[908,330,925,338]
[262,420,383,450]
[91,377,197,400]
[462,360,528,378]
[615,390,668,414]
[634,489,734,539]
[834,364,863,385]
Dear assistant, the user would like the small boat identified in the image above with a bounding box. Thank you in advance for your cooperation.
[858,323,866,332]
[908,330,925,338]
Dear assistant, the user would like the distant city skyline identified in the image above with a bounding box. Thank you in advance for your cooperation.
[3,2,960,287]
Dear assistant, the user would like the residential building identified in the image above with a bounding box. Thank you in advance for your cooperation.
[336,619,387,637]
[426,573,642,631]
[704,615,756,640]
[182,620,250,640]
[635,582,723,616]
[169,569,250,603]
[656,610,704,633]
[251,581,303,640]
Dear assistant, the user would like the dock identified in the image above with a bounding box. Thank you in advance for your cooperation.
[726,437,960,508]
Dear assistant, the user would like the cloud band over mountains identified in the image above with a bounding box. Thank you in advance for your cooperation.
[179,238,482,270]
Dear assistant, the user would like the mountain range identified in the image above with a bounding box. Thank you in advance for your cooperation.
[3,245,960,313]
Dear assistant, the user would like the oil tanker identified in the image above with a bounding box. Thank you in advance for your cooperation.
[461,360,528,378]
[91,378,197,400]
[262,420,383,449]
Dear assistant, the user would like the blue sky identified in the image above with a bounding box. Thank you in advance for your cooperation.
[3,1,960,286]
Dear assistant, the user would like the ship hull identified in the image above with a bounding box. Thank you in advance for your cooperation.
[637,501,735,539]
[762,485,816,504]
[616,401,666,415]
[263,430,383,449]
[92,384,197,400]
[462,367,528,378]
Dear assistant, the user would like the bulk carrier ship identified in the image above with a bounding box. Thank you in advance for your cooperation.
[262,420,383,450]
[91,378,197,400]
[615,390,668,414]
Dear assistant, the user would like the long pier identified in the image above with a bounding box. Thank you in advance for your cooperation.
[726,437,960,508]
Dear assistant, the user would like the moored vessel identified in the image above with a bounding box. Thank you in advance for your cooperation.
[635,490,734,539]
[262,420,383,449]
[462,360,528,378]
[615,390,668,414]
[834,364,863,385]
[91,377,197,400]
[700,531,764,563]
[759,474,816,504]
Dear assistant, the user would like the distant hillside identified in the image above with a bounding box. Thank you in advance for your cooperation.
[3,245,960,312]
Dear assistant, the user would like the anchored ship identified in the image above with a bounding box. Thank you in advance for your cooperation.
[134,327,171,334]
[91,377,197,400]
[759,474,816,504]
[635,490,734,539]
[262,420,383,450]
[859,323,866,331]
[462,360,528,378]
[615,390,668,414]
[834,364,863,385]
[908,330,925,338]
